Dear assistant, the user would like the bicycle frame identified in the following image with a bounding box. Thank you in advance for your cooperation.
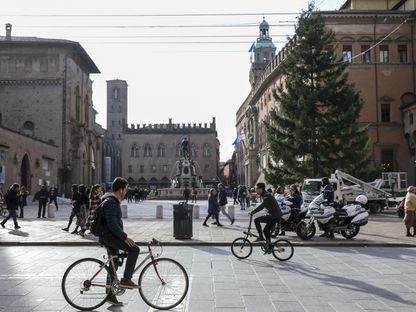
[89,238,164,289]
[242,215,259,240]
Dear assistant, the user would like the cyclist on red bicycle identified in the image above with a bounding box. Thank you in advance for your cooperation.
[249,182,282,251]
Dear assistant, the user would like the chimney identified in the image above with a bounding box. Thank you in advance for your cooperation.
[5,23,12,40]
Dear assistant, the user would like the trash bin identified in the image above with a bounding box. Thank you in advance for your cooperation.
[173,202,193,239]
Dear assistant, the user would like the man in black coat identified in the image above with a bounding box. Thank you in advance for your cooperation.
[250,182,282,251]
[1,183,21,229]
[100,177,140,307]
[35,185,49,218]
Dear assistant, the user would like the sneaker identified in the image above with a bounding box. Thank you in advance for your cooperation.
[217,223,223,227]
[70,230,78,235]
[202,223,209,227]
[14,225,21,229]
[211,222,218,225]
[120,278,138,289]
[61,228,69,232]
[0,223,5,228]
[107,293,123,306]
[230,218,235,225]
[254,237,265,242]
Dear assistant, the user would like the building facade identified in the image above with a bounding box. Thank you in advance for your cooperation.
[106,80,220,189]
[0,24,103,194]
[236,0,416,187]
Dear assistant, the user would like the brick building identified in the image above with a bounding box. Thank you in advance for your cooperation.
[0,24,103,194]
[236,0,416,187]
[106,80,220,189]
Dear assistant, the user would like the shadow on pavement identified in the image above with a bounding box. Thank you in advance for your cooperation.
[8,229,29,237]
[188,245,229,256]
[272,260,414,305]
[315,246,416,261]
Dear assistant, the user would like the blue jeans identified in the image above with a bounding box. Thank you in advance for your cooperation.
[2,209,18,227]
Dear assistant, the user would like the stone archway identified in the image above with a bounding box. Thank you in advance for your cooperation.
[20,154,31,191]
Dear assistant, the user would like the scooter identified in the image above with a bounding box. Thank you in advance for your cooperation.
[296,194,369,240]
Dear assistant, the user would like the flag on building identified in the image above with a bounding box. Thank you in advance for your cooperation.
[232,133,241,145]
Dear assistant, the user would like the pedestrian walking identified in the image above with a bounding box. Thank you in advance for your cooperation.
[18,185,28,218]
[183,186,190,204]
[191,187,198,203]
[48,186,59,211]
[73,184,88,235]
[62,184,79,233]
[216,183,234,225]
[202,188,222,227]
[81,184,102,236]
[238,185,247,210]
[1,183,21,229]
[34,185,49,218]
[404,185,416,237]
[232,187,239,205]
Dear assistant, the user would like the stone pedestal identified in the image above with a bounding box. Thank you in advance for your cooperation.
[47,204,55,218]
[156,205,163,219]
[121,205,128,218]
[193,205,200,219]
[228,205,235,220]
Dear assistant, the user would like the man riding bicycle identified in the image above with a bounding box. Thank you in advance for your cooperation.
[249,182,282,251]
[100,177,140,307]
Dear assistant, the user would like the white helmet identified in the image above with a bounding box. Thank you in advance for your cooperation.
[355,195,368,205]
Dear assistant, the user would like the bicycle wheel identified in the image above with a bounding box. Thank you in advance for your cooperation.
[231,237,253,259]
[272,239,294,261]
[138,258,189,310]
[61,258,112,311]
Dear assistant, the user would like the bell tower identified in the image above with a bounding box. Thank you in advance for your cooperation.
[106,80,128,141]
[249,17,276,88]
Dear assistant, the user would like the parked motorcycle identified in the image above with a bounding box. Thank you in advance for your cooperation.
[296,194,369,240]
[271,198,310,238]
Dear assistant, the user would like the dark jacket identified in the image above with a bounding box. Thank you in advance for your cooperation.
[76,191,89,210]
[19,192,28,207]
[322,184,334,204]
[208,195,219,214]
[183,188,190,199]
[287,192,302,209]
[6,189,21,210]
[49,188,58,199]
[218,188,228,206]
[101,193,127,241]
[251,192,282,218]
[36,188,49,203]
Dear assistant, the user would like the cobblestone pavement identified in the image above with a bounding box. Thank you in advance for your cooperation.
[0,246,415,312]
[0,200,413,246]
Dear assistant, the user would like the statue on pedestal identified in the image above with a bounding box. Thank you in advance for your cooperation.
[181,137,190,159]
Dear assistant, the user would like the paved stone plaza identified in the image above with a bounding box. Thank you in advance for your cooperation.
[0,246,415,312]
[0,200,414,246]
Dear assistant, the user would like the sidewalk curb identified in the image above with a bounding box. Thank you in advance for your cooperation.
[0,241,415,248]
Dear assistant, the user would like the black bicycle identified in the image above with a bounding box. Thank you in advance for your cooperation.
[61,238,189,311]
[231,215,294,261]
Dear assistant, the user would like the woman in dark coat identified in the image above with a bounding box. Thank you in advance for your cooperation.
[202,188,222,227]
[1,183,21,229]
[18,186,28,218]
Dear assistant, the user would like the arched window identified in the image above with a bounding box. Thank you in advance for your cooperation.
[113,88,119,99]
[157,143,166,157]
[144,144,152,157]
[203,143,210,157]
[22,121,34,136]
[130,144,139,158]
[84,95,90,127]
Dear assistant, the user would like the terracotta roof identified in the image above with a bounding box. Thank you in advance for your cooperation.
[0,35,100,74]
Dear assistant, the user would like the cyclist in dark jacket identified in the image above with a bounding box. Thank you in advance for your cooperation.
[100,177,140,307]
[1,183,21,229]
[250,183,282,250]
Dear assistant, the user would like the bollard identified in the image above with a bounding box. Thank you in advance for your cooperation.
[156,205,163,219]
[47,204,55,218]
[227,205,235,220]
[121,204,128,218]
[193,205,200,219]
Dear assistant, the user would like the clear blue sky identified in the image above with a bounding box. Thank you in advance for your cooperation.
[1,0,346,161]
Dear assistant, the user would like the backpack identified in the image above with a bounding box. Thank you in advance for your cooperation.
[90,200,107,237]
